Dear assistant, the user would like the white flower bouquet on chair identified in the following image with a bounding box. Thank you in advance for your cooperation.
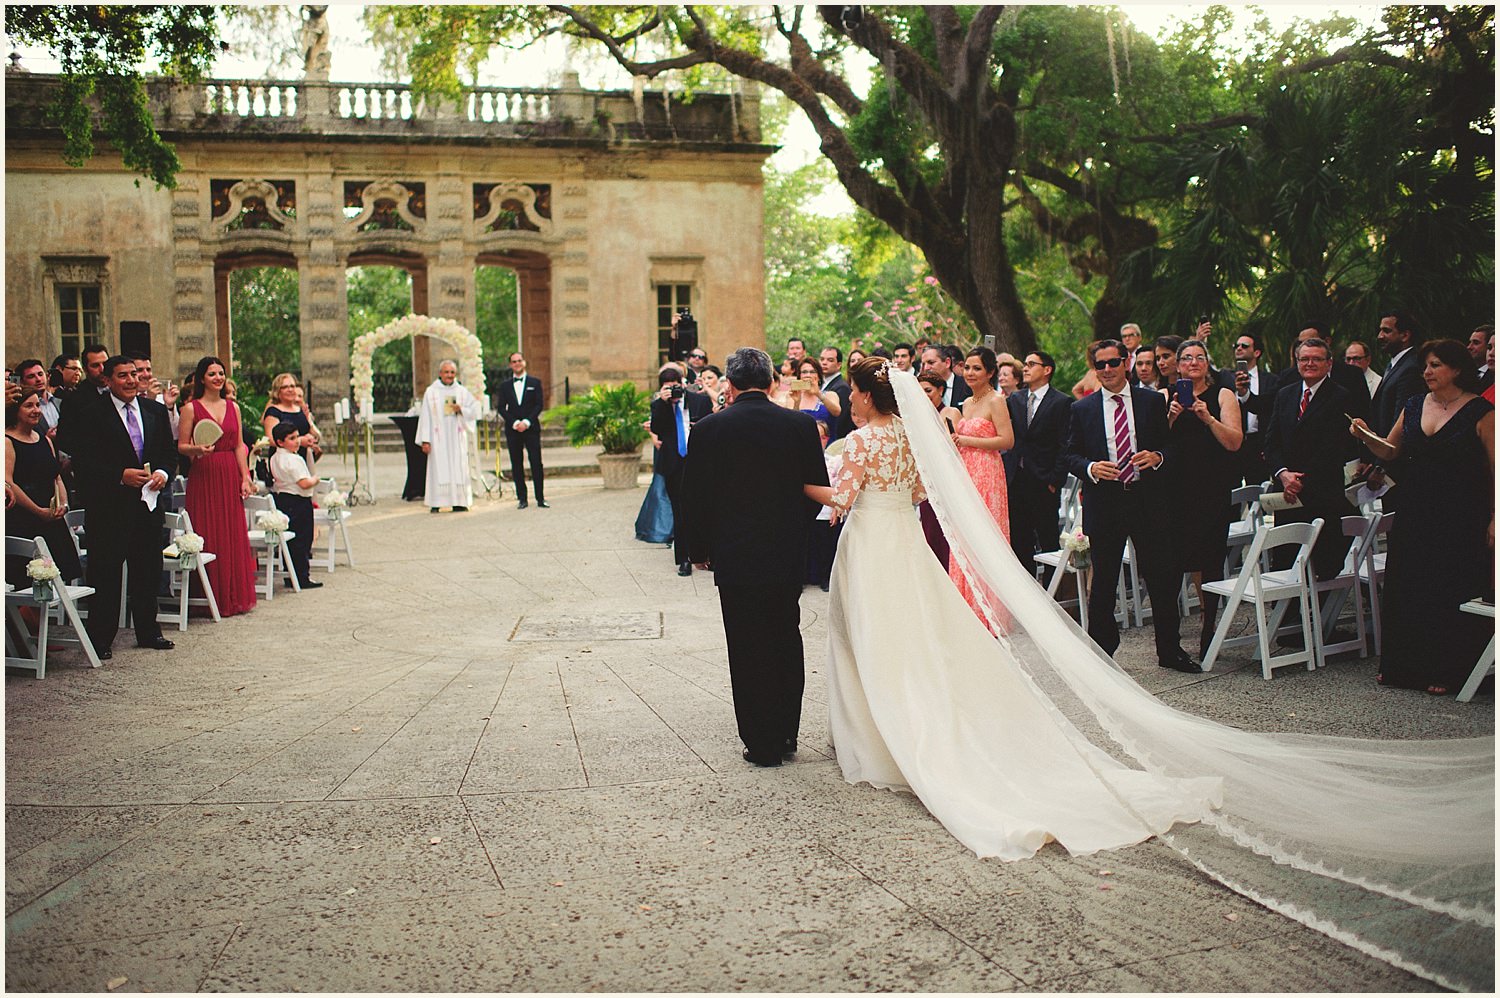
[321,491,348,521]
[1059,530,1091,571]
[166,531,205,569]
[26,556,60,601]
[255,509,291,542]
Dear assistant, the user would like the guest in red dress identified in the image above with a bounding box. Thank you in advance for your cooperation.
[178,357,257,616]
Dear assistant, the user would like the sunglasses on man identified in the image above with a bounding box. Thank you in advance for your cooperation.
[1093,357,1126,371]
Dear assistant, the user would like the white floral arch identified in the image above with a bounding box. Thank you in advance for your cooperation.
[350,314,485,408]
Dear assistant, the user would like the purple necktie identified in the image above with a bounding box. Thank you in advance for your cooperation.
[1113,395,1135,484]
[123,402,144,461]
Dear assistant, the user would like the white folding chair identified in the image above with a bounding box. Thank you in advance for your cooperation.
[243,495,300,598]
[4,536,102,677]
[1200,518,1324,679]
[1457,600,1495,703]
[1224,483,1267,576]
[157,509,221,630]
[1036,477,1129,630]
[1356,512,1393,655]
[1295,513,1381,665]
[309,478,355,573]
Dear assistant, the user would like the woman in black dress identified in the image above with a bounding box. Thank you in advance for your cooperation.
[1351,339,1495,695]
[1165,339,1243,656]
[4,388,82,586]
[261,372,322,470]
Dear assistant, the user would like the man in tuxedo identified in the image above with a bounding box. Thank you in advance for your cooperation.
[53,342,111,457]
[1370,310,1424,437]
[649,366,713,576]
[1468,325,1493,389]
[71,356,178,657]
[920,346,971,408]
[1061,340,1197,673]
[1007,350,1070,582]
[1262,338,1360,580]
[683,347,829,768]
[816,346,854,441]
[496,351,547,508]
[1216,331,1278,485]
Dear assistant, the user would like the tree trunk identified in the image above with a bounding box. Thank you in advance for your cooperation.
[963,170,1038,357]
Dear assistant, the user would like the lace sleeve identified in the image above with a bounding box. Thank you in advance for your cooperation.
[911,471,927,506]
[829,431,867,514]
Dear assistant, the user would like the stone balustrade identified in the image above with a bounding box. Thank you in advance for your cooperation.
[5,71,763,146]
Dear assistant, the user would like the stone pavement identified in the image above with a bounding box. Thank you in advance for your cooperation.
[6,459,1492,992]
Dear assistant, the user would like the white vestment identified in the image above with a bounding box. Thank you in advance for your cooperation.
[415,378,481,507]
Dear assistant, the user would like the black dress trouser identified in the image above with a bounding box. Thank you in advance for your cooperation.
[1081,484,1181,663]
[717,583,804,758]
[505,427,544,502]
[273,492,315,584]
[86,511,165,650]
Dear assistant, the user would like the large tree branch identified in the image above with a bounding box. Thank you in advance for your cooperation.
[955,5,1003,103]
[549,6,709,77]
[782,20,863,117]
[928,6,963,82]
[817,5,954,128]
[1129,112,1260,146]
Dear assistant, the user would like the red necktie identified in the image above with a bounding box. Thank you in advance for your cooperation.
[1299,387,1312,419]
[1113,395,1135,484]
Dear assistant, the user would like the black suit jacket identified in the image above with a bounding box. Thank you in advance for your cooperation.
[822,373,854,441]
[1274,361,1370,423]
[497,375,544,433]
[1215,365,1280,425]
[1061,387,1175,505]
[1262,378,1358,506]
[650,390,713,478]
[945,375,973,409]
[72,393,176,528]
[1007,385,1070,488]
[53,384,108,456]
[682,392,828,586]
[1370,348,1424,437]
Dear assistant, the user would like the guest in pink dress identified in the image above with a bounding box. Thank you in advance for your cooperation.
[178,357,257,616]
[948,347,1015,629]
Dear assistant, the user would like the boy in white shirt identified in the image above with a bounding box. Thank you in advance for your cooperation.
[269,422,322,589]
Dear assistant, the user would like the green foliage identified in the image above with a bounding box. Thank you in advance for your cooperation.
[346,267,414,375]
[228,266,300,379]
[474,266,519,368]
[6,4,223,187]
[544,381,652,454]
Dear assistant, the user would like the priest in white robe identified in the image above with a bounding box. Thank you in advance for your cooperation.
[415,360,483,512]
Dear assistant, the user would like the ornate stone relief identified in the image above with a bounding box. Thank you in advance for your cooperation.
[345,179,426,234]
[211,179,296,232]
[474,182,555,235]
[41,256,108,285]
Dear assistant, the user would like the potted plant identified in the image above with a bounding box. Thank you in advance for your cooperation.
[545,382,652,489]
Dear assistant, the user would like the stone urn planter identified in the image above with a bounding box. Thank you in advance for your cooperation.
[545,382,652,491]
[597,450,644,490]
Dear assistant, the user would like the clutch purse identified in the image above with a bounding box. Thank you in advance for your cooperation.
[192,419,223,448]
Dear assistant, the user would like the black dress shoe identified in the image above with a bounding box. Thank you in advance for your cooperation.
[536,500,550,508]
[1158,651,1200,673]
[430,507,441,513]
[517,499,529,509]
[742,748,782,768]
[96,648,112,661]
[298,579,324,589]
[677,562,692,576]
[453,505,468,512]
[782,738,798,760]
[137,636,175,651]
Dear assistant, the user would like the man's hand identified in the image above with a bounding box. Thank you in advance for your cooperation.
[512,419,529,433]
[163,382,180,406]
[147,470,168,492]
[1234,369,1250,394]
[1280,469,1305,500]
[420,442,430,455]
[121,468,153,488]
[1130,451,1163,471]
[1090,460,1121,482]
[1195,320,1212,341]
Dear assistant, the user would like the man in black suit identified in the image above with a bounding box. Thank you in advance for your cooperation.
[1276,322,1371,424]
[683,347,829,768]
[1262,338,1360,580]
[1468,324,1493,389]
[921,345,971,408]
[1007,350,1070,582]
[496,351,547,508]
[71,356,178,658]
[817,346,854,441]
[1062,340,1197,673]
[1370,310,1424,436]
[649,366,713,576]
[53,342,111,458]
[1216,331,1279,485]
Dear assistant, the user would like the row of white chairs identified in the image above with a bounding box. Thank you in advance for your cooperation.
[6,480,355,678]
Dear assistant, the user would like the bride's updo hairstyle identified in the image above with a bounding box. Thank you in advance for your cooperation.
[849,356,900,416]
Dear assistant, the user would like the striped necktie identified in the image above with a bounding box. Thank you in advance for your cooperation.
[1112,395,1135,484]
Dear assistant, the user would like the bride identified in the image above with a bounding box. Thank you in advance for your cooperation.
[805,357,1493,991]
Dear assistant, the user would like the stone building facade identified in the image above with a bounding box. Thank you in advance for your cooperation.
[5,71,770,409]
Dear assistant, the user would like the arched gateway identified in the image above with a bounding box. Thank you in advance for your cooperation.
[5,70,772,422]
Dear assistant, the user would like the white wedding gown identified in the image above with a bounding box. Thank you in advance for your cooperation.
[819,369,1493,991]
[826,419,1220,859]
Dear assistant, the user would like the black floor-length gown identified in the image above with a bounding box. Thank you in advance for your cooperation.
[1380,394,1494,690]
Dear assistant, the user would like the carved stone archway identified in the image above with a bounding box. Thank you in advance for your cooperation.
[346,249,431,392]
[214,250,298,374]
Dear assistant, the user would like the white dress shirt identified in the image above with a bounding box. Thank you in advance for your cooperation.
[1088,385,1143,483]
